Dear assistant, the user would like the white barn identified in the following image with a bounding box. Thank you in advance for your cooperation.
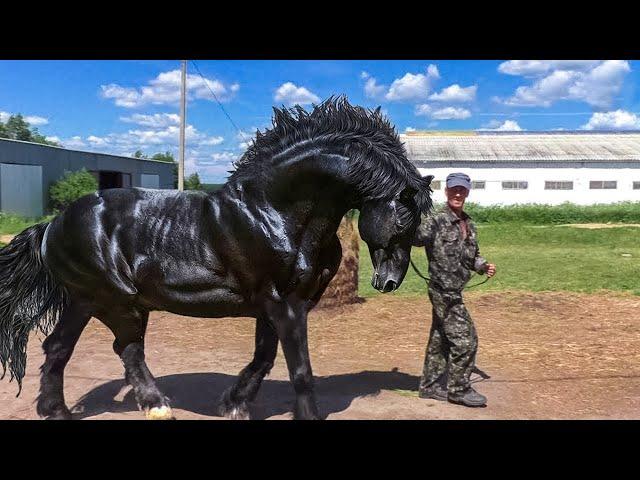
[401,131,640,206]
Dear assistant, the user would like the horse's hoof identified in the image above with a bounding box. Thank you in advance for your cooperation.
[145,406,175,420]
[218,401,251,420]
[225,406,251,420]
[45,411,73,420]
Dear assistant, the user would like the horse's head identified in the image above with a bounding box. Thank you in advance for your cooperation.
[358,185,423,293]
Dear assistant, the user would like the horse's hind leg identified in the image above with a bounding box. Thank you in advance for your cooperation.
[219,316,278,419]
[99,308,174,420]
[37,301,90,420]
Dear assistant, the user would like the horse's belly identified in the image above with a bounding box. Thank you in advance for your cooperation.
[137,263,254,318]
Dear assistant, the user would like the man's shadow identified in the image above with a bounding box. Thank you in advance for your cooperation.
[70,369,420,420]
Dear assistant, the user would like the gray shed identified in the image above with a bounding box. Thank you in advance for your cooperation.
[0,138,175,217]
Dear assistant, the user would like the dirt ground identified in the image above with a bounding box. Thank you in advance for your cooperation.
[2,291,639,420]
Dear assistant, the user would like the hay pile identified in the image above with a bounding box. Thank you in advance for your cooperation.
[318,213,361,308]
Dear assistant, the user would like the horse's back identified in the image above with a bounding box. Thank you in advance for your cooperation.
[44,188,213,302]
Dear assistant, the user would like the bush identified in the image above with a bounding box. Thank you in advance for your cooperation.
[49,169,98,212]
[464,201,640,224]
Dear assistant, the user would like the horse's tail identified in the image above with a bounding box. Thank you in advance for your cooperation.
[0,222,67,395]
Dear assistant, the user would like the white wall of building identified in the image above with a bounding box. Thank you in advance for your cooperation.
[418,166,640,206]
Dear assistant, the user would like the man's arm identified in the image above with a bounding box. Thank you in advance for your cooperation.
[412,214,436,247]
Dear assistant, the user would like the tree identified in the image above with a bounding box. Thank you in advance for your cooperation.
[151,151,174,163]
[5,114,32,141]
[184,172,203,191]
[151,151,178,188]
[49,168,99,212]
[31,128,60,147]
[133,150,147,159]
[0,113,60,146]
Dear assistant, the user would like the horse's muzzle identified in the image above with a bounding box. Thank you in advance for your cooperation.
[371,272,399,293]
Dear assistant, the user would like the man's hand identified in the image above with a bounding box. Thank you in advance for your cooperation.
[485,263,496,278]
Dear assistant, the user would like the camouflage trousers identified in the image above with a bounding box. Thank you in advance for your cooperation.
[419,285,478,395]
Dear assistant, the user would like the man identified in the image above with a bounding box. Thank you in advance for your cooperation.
[413,172,496,407]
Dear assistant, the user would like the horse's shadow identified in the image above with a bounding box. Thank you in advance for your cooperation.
[70,369,420,420]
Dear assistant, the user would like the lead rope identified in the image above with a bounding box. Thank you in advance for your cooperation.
[409,258,490,290]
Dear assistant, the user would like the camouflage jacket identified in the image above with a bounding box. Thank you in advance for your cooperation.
[413,205,488,292]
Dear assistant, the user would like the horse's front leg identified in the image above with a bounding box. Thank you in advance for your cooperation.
[266,297,320,420]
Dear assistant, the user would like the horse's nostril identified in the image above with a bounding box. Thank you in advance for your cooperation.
[383,279,397,293]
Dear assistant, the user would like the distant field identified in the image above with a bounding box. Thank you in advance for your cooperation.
[359,223,640,297]
[201,183,225,193]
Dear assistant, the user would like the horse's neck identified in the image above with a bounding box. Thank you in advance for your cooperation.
[226,151,359,242]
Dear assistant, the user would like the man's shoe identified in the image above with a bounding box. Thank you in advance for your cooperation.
[448,388,487,407]
[418,384,448,401]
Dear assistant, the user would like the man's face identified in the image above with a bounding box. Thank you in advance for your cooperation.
[445,185,469,210]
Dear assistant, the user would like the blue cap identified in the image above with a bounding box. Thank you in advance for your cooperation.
[446,172,471,190]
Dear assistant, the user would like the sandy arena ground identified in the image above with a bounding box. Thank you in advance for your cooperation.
[2,291,639,420]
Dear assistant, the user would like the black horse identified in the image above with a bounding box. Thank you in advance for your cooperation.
[0,97,432,420]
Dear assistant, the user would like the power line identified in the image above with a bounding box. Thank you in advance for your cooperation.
[189,60,250,142]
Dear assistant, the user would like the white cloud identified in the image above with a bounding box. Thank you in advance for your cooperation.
[361,71,386,99]
[210,151,239,162]
[385,65,440,102]
[45,135,61,144]
[274,82,321,106]
[478,120,523,131]
[405,127,416,132]
[25,115,49,126]
[64,136,87,149]
[581,110,640,130]
[415,104,471,120]
[498,60,631,109]
[1,111,49,126]
[498,60,601,77]
[236,128,257,150]
[429,84,477,103]
[120,113,180,128]
[431,107,471,120]
[199,136,224,146]
[87,135,108,146]
[101,69,240,108]
[57,122,225,155]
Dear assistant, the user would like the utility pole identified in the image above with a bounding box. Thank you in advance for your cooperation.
[178,60,187,191]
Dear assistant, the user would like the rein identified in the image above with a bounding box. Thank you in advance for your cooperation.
[409,258,490,290]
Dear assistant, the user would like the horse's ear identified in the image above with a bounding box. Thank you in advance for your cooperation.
[373,106,382,116]
[423,175,434,187]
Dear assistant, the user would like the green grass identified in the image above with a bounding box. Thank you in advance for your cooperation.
[0,212,53,236]
[359,223,640,297]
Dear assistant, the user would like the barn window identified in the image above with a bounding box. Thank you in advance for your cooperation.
[502,181,528,190]
[472,181,485,189]
[590,181,617,189]
[431,180,441,190]
[545,181,573,190]
[633,182,640,190]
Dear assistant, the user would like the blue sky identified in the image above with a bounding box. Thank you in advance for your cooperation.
[1,60,639,183]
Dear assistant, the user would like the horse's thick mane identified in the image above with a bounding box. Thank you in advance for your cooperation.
[229,96,432,212]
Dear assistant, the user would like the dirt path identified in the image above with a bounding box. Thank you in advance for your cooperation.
[2,291,639,420]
